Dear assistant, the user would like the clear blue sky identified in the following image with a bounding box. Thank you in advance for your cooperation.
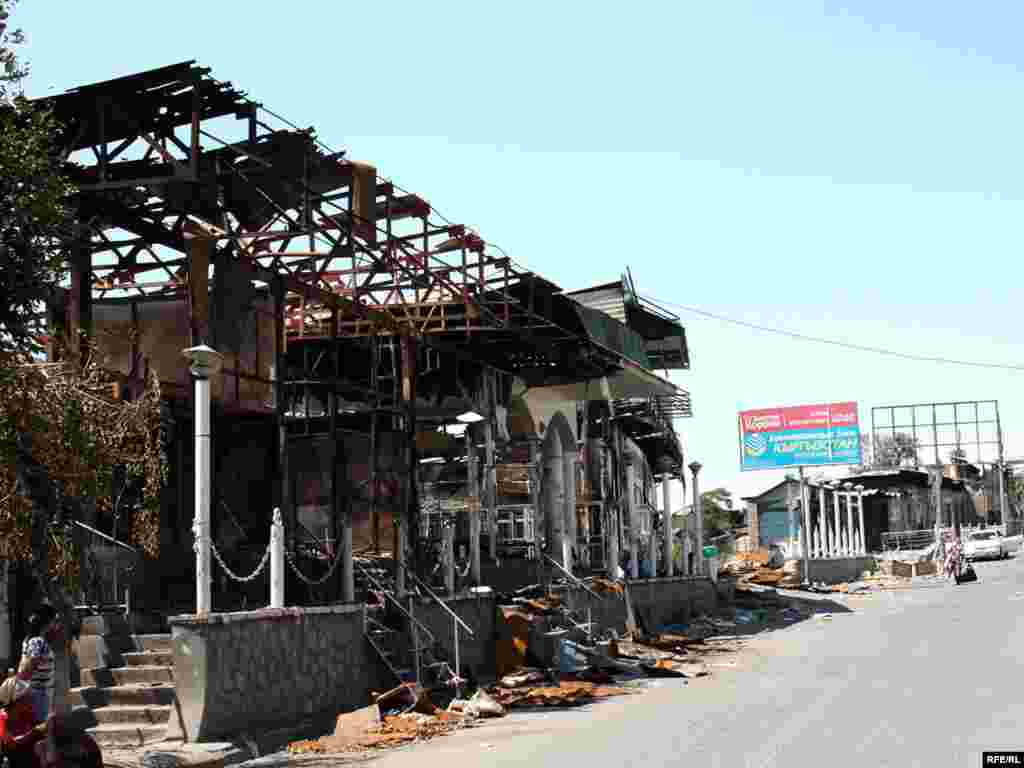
[14,0,1024,503]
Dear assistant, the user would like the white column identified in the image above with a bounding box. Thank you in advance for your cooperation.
[444,518,455,595]
[856,485,867,555]
[786,478,796,556]
[543,446,564,568]
[844,484,855,556]
[689,462,704,576]
[832,486,841,557]
[563,450,577,575]
[818,486,827,558]
[662,475,674,578]
[625,457,638,579]
[194,373,212,615]
[270,508,285,608]
[683,517,691,575]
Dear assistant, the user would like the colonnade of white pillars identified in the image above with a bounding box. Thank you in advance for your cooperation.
[805,482,874,558]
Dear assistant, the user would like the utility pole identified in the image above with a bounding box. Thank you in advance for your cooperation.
[799,467,810,584]
[786,475,796,557]
[996,406,1010,534]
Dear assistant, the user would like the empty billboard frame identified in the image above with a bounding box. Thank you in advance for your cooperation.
[870,400,1004,468]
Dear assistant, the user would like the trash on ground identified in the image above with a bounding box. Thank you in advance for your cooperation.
[289,690,467,754]
[465,689,505,718]
[590,577,625,595]
[489,680,635,709]
[499,669,548,689]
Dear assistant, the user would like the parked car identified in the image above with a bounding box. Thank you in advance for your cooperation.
[964,530,1011,561]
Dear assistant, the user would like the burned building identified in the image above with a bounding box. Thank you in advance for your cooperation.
[30,62,696,616]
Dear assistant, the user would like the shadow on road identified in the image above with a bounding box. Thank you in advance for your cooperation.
[714,587,855,638]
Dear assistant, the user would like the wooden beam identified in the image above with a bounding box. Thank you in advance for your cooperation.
[187,231,211,345]
[68,231,92,364]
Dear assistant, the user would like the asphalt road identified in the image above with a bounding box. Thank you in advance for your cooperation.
[358,554,1024,768]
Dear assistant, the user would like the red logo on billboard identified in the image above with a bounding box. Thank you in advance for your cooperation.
[739,402,859,433]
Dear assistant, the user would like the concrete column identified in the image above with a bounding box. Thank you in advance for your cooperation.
[396,336,418,597]
[832,486,841,557]
[843,484,854,556]
[786,478,796,556]
[443,519,455,595]
[608,501,621,578]
[689,461,703,576]
[485,402,497,564]
[340,510,354,602]
[528,437,542,575]
[563,449,577,575]
[270,507,285,608]
[855,485,866,555]
[646,499,657,578]
[662,475,673,578]
[467,430,481,585]
[543,437,566,569]
[818,486,827,558]
[625,456,638,579]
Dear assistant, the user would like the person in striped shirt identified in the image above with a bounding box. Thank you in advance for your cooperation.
[16,606,60,724]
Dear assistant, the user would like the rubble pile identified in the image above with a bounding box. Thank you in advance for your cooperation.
[489,679,633,708]
[721,550,802,589]
[288,683,471,754]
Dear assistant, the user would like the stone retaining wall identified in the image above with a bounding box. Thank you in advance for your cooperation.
[555,576,721,635]
[168,580,722,741]
[805,556,876,585]
[170,606,390,742]
[170,594,500,743]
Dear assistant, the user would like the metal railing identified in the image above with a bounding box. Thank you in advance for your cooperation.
[544,554,600,599]
[400,560,474,689]
[72,521,140,613]
[357,564,437,645]
[880,529,938,553]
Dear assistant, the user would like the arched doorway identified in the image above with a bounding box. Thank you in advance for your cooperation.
[542,411,577,572]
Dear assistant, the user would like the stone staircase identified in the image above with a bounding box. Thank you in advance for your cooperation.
[72,617,179,748]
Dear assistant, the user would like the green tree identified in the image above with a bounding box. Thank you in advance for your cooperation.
[0,0,74,356]
[873,432,920,468]
[702,487,743,541]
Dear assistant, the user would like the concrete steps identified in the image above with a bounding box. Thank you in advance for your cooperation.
[73,631,177,748]
[85,723,170,748]
[86,704,172,726]
[71,683,176,709]
[134,635,173,653]
[124,651,173,667]
[81,665,174,687]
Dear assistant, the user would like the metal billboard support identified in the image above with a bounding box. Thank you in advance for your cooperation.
[870,400,1007,530]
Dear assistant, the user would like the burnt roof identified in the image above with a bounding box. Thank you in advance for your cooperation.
[39,61,250,153]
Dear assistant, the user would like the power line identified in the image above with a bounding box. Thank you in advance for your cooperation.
[640,294,1024,372]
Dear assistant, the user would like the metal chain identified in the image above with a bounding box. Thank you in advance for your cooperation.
[284,543,345,586]
[210,540,272,583]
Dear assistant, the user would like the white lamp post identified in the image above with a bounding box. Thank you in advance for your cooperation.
[183,344,223,615]
[688,461,703,576]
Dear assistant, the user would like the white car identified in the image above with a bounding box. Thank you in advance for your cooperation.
[964,530,1011,561]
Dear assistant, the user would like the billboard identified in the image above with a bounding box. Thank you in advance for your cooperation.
[739,402,862,471]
